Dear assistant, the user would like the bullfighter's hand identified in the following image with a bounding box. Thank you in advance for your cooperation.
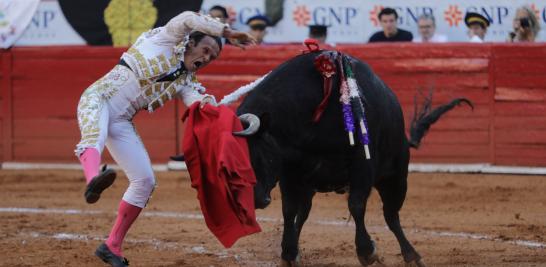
[200,95,217,109]
[222,28,257,49]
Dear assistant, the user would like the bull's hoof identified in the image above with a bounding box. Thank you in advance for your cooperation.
[357,252,381,266]
[357,240,383,266]
[280,254,301,267]
[403,250,423,266]
[405,259,426,267]
[280,259,299,267]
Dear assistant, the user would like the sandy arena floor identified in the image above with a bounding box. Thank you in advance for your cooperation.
[0,169,545,267]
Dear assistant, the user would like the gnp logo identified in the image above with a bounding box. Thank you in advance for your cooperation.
[30,9,57,29]
[368,6,433,26]
[293,5,358,27]
[444,5,463,27]
[464,3,542,26]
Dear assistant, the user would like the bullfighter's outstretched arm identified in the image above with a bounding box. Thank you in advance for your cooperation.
[163,11,228,44]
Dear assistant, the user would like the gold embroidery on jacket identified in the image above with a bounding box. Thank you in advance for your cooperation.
[169,54,178,67]
[127,47,152,77]
[158,55,170,71]
[75,65,135,155]
[149,58,160,75]
[139,79,151,87]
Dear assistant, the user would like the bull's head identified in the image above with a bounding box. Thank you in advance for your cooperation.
[235,113,281,209]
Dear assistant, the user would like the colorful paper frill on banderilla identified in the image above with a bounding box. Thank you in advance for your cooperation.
[313,51,371,159]
[338,55,371,159]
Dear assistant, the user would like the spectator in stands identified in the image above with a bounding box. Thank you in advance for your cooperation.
[413,14,447,43]
[508,5,541,42]
[246,14,271,45]
[208,5,229,25]
[369,7,413,42]
[209,5,234,45]
[465,12,489,43]
[75,11,255,267]
[308,24,328,44]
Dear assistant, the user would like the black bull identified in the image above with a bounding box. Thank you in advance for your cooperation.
[233,51,471,266]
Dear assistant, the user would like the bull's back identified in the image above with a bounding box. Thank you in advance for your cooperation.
[239,52,407,155]
[239,52,348,151]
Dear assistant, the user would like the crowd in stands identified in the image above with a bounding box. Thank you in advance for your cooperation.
[207,5,541,46]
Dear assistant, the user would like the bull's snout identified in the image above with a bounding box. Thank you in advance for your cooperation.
[255,196,271,209]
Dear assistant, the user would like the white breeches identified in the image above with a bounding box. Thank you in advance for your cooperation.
[75,66,156,208]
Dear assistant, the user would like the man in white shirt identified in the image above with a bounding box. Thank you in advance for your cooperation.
[413,14,448,43]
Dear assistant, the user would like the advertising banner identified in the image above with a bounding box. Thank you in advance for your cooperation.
[11,0,546,46]
[204,0,546,43]
[14,0,85,46]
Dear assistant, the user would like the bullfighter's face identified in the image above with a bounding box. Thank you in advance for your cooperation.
[184,35,220,72]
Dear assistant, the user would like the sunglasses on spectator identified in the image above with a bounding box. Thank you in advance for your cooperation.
[250,25,267,31]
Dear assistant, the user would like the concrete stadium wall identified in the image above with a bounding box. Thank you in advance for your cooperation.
[0,44,545,166]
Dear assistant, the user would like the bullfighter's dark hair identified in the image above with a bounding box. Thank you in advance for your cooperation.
[187,31,223,51]
[378,7,398,20]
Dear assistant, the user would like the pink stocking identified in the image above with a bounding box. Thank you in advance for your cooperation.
[105,200,142,256]
[79,148,100,184]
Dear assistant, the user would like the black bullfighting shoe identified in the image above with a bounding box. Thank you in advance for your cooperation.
[169,154,185,161]
[84,165,116,204]
[95,243,129,267]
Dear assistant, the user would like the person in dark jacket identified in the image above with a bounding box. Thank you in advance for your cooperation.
[369,7,413,42]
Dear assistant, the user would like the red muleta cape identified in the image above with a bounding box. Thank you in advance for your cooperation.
[182,103,261,248]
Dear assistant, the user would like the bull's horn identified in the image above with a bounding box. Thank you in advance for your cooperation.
[233,113,261,136]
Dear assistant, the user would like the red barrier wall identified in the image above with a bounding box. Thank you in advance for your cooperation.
[1,44,545,166]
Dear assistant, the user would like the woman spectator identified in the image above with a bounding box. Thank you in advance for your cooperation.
[508,6,541,42]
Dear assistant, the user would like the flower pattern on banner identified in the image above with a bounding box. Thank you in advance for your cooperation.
[292,5,310,27]
[444,5,463,27]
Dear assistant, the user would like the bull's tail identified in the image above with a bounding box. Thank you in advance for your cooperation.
[408,91,473,149]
